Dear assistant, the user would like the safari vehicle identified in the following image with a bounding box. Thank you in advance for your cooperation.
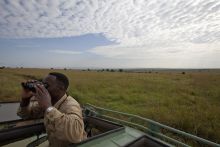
[0,103,219,147]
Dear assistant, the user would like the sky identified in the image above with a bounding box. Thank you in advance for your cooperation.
[0,0,220,68]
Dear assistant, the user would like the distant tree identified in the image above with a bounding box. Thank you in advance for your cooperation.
[110,69,115,72]
[182,72,186,75]
[50,68,54,70]
[0,66,5,69]
[119,69,123,72]
[101,69,105,72]
[64,68,67,70]
[87,68,90,71]
[106,69,109,72]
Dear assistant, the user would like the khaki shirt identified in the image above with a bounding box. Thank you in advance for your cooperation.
[17,94,87,147]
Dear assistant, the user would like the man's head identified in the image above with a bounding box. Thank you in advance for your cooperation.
[42,72,69,101]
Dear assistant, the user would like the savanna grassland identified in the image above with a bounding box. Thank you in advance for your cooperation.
[0,68,220,145]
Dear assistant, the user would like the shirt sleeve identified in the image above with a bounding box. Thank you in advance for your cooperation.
[45,104,85,143]
[17,100,44,119]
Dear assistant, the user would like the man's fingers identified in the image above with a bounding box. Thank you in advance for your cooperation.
[35,84,49,98]
[37,84,48,94]
[35,85,43,97]
[36,84,44,93]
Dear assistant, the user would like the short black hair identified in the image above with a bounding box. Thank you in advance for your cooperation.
[49,72,69,90]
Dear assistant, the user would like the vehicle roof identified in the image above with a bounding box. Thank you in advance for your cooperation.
[71,126,173,147]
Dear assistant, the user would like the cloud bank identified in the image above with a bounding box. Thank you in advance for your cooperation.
[0,0,220,67]
[49,49,82,55]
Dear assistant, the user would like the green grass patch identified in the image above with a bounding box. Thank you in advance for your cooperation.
[0,68,219,144]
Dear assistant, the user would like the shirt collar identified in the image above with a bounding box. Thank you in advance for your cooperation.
[53,93,68,109]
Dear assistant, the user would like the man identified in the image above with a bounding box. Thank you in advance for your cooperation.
[17,72,87,147]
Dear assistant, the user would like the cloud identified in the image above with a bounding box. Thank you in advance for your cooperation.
[0,0,220,65]
[49,49,82,55]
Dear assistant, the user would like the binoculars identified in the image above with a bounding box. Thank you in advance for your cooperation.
[21,81,48,93]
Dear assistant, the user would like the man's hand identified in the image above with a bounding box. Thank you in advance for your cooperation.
[21,89,33,99]
[21,80,37,99]
[20,80,35,107]
[34,84,52,111]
